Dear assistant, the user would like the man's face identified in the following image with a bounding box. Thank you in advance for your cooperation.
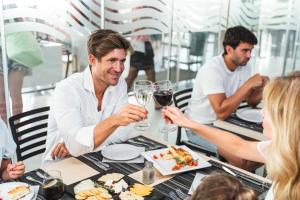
[229,42,254,66]
[89,48,126,86]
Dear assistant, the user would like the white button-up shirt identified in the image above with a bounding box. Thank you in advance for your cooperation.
[42,67,131,164]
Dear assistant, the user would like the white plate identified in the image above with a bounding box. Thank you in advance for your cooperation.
[0,182,34,200]
[236,108,262,123]
[142,145,211,176]
[101,144,141,161]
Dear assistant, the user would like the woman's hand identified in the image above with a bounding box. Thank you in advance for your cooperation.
[6,161,25,180]
[162,106,192,128]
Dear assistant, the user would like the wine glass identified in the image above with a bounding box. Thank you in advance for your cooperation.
[42,170,64,200]
[134,80,153,130]
[153,80,176,133]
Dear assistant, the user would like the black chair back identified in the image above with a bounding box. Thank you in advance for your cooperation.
[173,88,193,112]
[173,88,217,157]
[9,106,50,161]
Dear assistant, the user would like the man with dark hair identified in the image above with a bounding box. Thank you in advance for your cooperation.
[42,29,147,164]
[185,26,268,170]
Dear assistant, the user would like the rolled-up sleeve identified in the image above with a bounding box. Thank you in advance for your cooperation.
[52,83,95,157]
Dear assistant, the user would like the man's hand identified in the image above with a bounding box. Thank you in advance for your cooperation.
[245,73,266,89]
[6,161,25,180]
[51,142,69,160]
[114,104,147,126]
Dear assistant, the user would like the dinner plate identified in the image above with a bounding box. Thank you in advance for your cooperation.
[101,144,141,161]
[142,145,211,176]
[236,108,262,123]
[0,182,34,200]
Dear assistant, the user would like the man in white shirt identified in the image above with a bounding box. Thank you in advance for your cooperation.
[185,26,268,170]
[43,30,147,164]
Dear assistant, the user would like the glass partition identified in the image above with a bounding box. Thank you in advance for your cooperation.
[1,0,300,122]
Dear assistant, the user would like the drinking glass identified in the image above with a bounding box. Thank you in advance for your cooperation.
[153,80,176,133]
[42,170,64,200]
[134,80,153,130]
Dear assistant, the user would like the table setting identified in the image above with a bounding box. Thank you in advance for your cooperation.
[1,135,271,200]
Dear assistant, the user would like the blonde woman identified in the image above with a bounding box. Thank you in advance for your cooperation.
[163,73,300,200]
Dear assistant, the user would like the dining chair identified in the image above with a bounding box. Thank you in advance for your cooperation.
[173,88,218,157]
[8,106,50,161]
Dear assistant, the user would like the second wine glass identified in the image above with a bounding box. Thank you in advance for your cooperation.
[153,80,176,133]
[134,80,153,131]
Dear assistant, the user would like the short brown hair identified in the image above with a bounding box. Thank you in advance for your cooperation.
[191,172,257,200]
[87,29,131,61]
[223,26,257,55]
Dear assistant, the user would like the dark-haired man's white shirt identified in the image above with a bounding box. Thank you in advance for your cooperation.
[185,54,251,152]
[42,67,131,165]
[186,54,251,124]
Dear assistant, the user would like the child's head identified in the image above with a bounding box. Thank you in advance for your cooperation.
[191,172,257,200]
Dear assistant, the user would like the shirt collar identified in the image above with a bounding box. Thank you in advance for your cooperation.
[83,65,115,96]
[83,66,96,94]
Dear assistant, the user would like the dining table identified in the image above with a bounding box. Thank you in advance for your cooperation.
[213,105,265,141]
[13,133,271,200]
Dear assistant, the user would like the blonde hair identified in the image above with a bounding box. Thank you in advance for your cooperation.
[264,72,300,200]
[191,172,257,200]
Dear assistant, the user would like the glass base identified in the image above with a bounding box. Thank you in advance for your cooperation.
[135,121,150,131]
[159,123,177,133]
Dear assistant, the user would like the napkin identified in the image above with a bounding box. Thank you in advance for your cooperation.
[42,157,99,185]
[32,185,39,200]
[188,173,207,195]
[102,147,145,163]
[129,169,174,186]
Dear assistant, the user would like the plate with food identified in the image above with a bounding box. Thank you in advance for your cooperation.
[0,182,34,200]
[142,145,211,176]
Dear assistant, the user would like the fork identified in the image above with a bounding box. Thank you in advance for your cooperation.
[176,189,189,200]
[81,155,108,171]
[136,137,160,147]
[127,139,154,150]
[88,154,110,168]
[169,191,181,200]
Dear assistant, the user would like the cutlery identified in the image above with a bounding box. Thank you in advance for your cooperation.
[35,170,44,179]
[175,188,189,200]
[221,166,264,187]
[81,155,108,171]
[209,160,269,188]
[127,139,157,150]
[87,155,110,168]
[222,166,237,176]
[169,191,181,200]
[26,176,44,185]
[136,137,160,147]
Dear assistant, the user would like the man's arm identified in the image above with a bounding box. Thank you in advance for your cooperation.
[93,104,147,148]
[208,83,251,120]
[208,74,265,120]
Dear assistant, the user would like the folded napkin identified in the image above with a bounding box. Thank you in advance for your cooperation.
[102,147,145,163]
[32,185,40,200]
[188,173,207,195]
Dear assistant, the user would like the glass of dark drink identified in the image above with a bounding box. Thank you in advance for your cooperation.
[42,170,64,200]
[153,80,177,133]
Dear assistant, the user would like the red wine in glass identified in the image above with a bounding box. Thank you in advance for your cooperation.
[153,90,173,106]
